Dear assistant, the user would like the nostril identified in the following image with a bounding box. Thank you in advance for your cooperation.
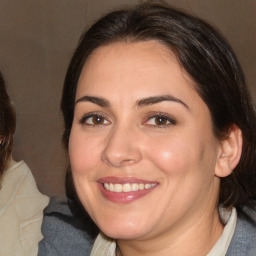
[101,155,135,167]
[101,150,142,167]
[101,130,142,167]
[122,159,136,164]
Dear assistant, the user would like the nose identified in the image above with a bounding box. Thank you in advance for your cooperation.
[101,125,142,168]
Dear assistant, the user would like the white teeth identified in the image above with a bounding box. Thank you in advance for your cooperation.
[103,182,157,192]
[109,183,114,192]
[132,183,139,191]
[123,183,131,192]
[139,184,144,190]
[114,184,122,192]
[145,184,150,189]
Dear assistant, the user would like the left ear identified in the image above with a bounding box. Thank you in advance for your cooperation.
[215,124,243,178]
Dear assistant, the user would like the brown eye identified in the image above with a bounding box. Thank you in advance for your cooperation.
[145,114,176,127]
[154,116,168,125]
[91,115,105,124]
[80,114,110,126]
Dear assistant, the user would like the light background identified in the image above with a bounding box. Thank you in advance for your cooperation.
[0,0,255,196]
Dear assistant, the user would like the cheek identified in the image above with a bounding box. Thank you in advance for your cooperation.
[144,132,216,184]
[146,135,195,175]
[69,129,101,175]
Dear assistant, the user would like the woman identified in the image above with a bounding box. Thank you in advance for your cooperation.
[0,71,49,256]
[39,3,256,255]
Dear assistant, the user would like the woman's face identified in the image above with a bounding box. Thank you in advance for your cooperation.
[69,41,222,240]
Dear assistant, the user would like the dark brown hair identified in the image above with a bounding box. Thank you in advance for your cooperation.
[61,2,256,224]
[0,71,16,178]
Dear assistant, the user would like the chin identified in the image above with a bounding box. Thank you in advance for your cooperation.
[103,229,146,240]
[98,219,150,240]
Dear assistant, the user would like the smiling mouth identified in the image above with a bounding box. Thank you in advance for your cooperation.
[103,183,157,193]
[98,177,158,203]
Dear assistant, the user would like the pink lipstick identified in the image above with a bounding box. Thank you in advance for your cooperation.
[98,176,158,203]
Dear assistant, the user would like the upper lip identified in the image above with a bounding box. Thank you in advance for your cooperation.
[98,176,158,184]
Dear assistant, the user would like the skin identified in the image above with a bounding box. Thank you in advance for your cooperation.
[69,40,230,255]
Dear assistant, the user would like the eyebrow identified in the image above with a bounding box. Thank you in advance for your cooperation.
[137,95,189,109]
[75,96,111,107]
[75,94,189,109]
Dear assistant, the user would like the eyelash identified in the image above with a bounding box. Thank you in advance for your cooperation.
[143,113,176,127]
[79,112,176,127]
[79,112,111,126]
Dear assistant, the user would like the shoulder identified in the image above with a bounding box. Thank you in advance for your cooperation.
[2,160,49,217]
[227,208,256,256]
[0,161,49,256]
[2,160,48,201]
[38,197,95,256]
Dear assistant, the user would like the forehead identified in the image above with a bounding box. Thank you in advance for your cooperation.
[86,40,175,67]
[76,40,198,100]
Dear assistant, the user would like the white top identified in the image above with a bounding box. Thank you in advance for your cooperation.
[0,161,49,256]
[90,207,237,256]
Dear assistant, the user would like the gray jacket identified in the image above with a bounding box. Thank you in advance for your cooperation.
[226,208,256,256]
[38,198,94,256]
[38,198,256,256]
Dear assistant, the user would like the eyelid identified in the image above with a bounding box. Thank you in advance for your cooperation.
[143,112,177,127]
[79,112,111,126]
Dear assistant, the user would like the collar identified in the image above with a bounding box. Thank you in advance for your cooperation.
[90,207,237,256]
[207,207,237,256]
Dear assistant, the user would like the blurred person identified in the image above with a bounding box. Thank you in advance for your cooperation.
[0,71,49,256]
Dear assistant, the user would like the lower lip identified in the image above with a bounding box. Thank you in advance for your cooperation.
[98,183,157,204]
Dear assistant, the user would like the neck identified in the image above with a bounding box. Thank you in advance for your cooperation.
[117,207,223,256]
[6,155,16,169]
